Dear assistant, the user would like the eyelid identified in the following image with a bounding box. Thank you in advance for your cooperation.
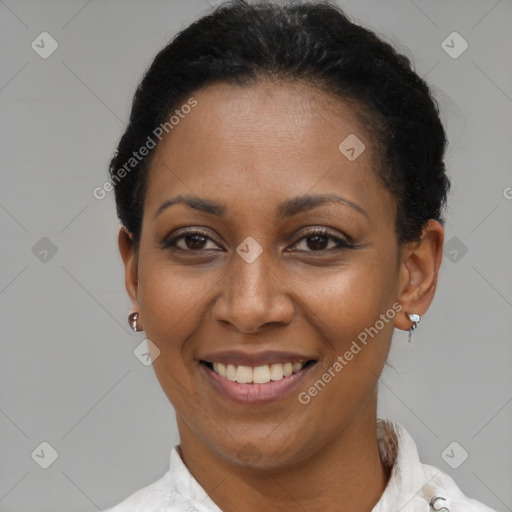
[291,226,353,245]
[161,227,222,249]
[161,225,355,252]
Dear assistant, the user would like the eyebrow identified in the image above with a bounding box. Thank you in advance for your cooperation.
[153,193,369,220]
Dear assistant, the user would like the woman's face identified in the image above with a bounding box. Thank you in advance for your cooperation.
[123,80,409,468]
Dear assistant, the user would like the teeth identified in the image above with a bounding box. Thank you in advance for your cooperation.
[210,361,307,383]
[253,365,271,384]
[269,363,284,380]
[226,364,237,381]
[292,362,303,373]
[217,362,227,378]
[235,365,253,383]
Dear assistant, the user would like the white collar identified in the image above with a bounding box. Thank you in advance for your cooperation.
[106,419,495,511]
[165,418,437,512]
[164,419,456,512]
[374,418,442,511]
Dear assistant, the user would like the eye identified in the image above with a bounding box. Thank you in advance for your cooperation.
[161,229,222,252]
[161,227,354,254]
[289,227,354,252]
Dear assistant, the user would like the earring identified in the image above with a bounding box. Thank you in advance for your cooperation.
[128,312,141,332]
[407,313,421,343]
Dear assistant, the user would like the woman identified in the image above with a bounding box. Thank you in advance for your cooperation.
[103,1,497,510]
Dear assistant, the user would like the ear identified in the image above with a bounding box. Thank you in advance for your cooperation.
[394,219,444,332]
[118,226,140,315]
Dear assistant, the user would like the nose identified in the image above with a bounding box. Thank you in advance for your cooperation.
[211,248,295,333]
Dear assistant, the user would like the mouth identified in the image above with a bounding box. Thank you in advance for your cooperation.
[201,360,316,383]
[199,359,317,404]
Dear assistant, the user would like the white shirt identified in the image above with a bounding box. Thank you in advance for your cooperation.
[102,419,497,512]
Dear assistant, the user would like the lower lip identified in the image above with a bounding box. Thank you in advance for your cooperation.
[200,363,315,405]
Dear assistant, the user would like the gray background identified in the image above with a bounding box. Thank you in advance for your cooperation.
[1,0,511,511]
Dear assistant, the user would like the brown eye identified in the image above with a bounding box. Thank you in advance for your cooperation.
[290,228,353,252]
[162,229,222,252]
[180,234,209,250]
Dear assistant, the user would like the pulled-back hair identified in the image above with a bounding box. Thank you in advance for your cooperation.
[109,0,450,249]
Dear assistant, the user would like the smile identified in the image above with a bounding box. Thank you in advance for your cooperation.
[209,361,309,383]
[199,359,317,404]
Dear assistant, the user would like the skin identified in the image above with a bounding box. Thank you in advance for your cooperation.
[118,80,444,512]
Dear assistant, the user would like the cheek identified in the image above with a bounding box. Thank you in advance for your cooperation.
[136,257,216,356]
[136,260,213,412]
[299,250,398,416]
[305,254,398,344]
[138,240,398,348]
[294,265,396,429]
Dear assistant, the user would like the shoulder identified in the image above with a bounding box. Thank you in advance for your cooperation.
[101,470,176,512]
[420,462,498,512]
[97,444,220,512]
[375,419,498,512]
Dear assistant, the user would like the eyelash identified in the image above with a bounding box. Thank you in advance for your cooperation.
[161,227,355,254]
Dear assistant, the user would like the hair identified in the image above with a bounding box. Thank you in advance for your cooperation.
[109,0,450,252]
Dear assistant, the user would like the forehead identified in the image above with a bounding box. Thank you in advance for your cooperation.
[143,80,393,225]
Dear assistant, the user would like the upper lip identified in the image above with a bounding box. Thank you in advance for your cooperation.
[199,350,317,367]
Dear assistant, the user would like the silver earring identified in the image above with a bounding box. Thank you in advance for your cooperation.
[407,313,421,343]
[128,312,141,332]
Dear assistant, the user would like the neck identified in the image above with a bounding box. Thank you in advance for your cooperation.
[177,396,391,512]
